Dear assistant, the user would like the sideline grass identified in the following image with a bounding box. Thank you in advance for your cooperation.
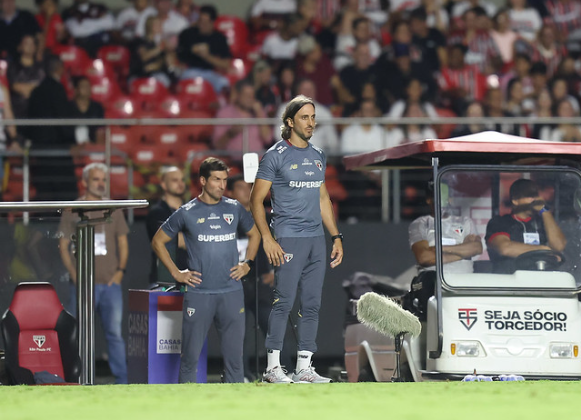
[2,381,580,420]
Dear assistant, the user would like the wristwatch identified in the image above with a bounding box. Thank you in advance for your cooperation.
[331,233,344,243]
[243,259,255,268]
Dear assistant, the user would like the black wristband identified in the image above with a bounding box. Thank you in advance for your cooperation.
[331,233,344,242]
[243,259,255,268]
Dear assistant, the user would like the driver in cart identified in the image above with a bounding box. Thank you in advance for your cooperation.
[485,179,567,274]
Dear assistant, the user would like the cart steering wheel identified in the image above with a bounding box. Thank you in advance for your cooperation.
[514,249,565,271]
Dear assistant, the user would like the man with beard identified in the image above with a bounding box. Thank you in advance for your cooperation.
[152,157,261,383]
[58,162,129,383]
[486,179,566,274]
[250,95,344,383]
[146,166,187,285]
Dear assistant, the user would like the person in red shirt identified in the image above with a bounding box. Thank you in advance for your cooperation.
[35,0,65,54]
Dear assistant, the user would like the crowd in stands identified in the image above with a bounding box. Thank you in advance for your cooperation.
[1,0,581,219]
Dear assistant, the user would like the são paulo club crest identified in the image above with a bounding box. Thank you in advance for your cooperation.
[284,253,293,263]
[33,335,46,348]
[314,160,322,171]
[187,308,196,317]
[458,308,477,330]
[223,214,234,224]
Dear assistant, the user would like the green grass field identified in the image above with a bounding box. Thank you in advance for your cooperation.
[2,381,581,420]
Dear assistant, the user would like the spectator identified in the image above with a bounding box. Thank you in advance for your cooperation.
[385,103,438,145]
[295,34,341,106]
[490,8,518,66]
[530,89,553,140]
[337,42,375,108]
[177,4,231,94]
[176,0,199,24]
[69,76,105,144]
[135,0,189,49]
[116,0,155,42]
[387,78,438,121]
[419,0,449,33]
[410,7,447,76]
[297,0,322,36]
[447,6,502,75]
[334,16,380,71]
[251,59,278,117]
[549,77,580,114]
[531,24,566,79]
[530,60,549,100]
[35,0,65,54]
[451,0,497,21]
[450,100,487,137]
[275,63,295,104]
[62,0,115,57]
[507,0,542,44]
[548,99,581,142]
[7,34,45,120]
[145,166,187,285]
[340,99,387,154]
[483,86,525,136]
[261,13,306,64]
[544,0,581,42]
[130,15,175,87]
[437,43,487,116]
[505,77,531,116]
[27,55,77,200]
[554,55,581,99]
[500,53,533,99]
[0,0,41,60]
[272,78,339,155]
[0,82,19,168]
[213,80,272,153]
[249,0,297,34]
[58,162,130,384]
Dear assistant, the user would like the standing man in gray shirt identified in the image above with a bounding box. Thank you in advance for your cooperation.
[250,95,344,384]
[152,157,261,383]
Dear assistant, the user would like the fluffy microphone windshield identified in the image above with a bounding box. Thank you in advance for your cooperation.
[357,292,421,338]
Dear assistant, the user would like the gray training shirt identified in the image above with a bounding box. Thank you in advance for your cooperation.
[161,197,255,294]
[256,140,326,238]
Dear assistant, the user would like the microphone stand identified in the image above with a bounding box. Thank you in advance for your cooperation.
[391,332,405,382]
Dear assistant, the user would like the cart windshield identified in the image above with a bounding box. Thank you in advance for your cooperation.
[437,167,581,291]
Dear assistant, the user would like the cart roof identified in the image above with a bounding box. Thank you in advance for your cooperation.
[342,131,581,171]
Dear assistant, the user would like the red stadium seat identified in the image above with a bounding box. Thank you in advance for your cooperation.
[176,109,214,144]
[105,96,137,119]
[175,78,219,114]
[90,76,122,103]
[83,58,117,81]
[130,143,180,165]
[97,45,130,78]
[54,45,91,76]
[159,95,183,118]
[225,58,250,86]
[109,126,138,153]
[129,77,170,111]
[1,282,81,385]
[215,15,249,58]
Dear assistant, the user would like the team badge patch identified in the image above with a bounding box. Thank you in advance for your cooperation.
[454,227,464,235]
[187,308,196,317]
[223,214,234,224]
[284,253,293,262]
[458,308,477,330]
[314,160,322,171]
[33,335,46,348]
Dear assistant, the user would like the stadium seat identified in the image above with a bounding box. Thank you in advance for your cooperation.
[105,96,136,119]
[176,109,214,144]
[54,45,91,76]
[97,45,130,78]
[175,78,219,115]
[90,76,122,104]
[159,95,182,118]
[1,282,81,385]
[129,77,170,111]
[225,58,250,86]
[130,143,180,166]
[215,15,249,58]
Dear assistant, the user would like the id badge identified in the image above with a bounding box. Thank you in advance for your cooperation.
[523,232,540,245]
[95,232,107,256]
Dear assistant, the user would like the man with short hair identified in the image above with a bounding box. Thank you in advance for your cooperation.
[176,4,231,93]
[250,95,344,383]
[152,157,261,383]
[486,179,567,274]
[146,166,187,285]
[58,162,129,384]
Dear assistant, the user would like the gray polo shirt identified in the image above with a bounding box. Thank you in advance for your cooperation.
[256,140,326,238]
[161,196,254,294]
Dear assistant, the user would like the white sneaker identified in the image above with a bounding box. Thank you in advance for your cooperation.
[291,365,332,383]
[262,366,294,383]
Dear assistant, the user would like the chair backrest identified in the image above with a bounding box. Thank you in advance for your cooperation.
[1,282,80,384]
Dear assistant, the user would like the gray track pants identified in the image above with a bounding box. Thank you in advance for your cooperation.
[179,289,245,383]
[265,236,326,353]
